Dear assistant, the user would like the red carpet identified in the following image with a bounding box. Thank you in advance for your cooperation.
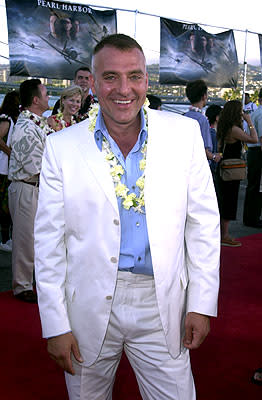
[1,233,262,399]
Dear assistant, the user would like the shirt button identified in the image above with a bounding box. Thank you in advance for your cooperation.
[113,219,119,225]
[138,256,141,261]
[110,257,117,263]
[132,185,136,190]
[136,222,140,227]
[106,295,112,300]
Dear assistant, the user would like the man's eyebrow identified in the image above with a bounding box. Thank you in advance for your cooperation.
[102,71,117,76]
[102,69,145,76]
[129,69,145,75]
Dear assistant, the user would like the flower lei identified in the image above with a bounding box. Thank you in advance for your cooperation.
[0,113,12,122]
[53,110,76,129]
[189,105,204,114]
[89,99,149,213]
[21,110,54,135]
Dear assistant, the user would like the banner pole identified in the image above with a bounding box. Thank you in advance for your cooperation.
[134,9,138,39]
[242,30,248,108]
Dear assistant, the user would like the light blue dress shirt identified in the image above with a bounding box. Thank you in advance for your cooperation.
[94,108,153,276]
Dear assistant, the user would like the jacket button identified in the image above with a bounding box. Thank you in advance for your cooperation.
[106,295,112,300]
[113,219,119,225]
[110,257,117,263]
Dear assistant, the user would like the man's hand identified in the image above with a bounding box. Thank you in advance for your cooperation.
[47,332,83,375]
[183,312,210,350]
[213,153,222,163]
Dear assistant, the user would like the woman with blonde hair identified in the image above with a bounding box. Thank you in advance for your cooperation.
[216,100,258,247]
[48,85,83,132]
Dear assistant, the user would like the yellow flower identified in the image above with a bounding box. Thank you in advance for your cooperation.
[105,151,115,161]
[139,197,145,207]
[89,105,99,118]
[122,193,136,209]
[136,176,144,190]
[144,97,150,109]
[115,183,129,197]
[111,165,124,177]
[139,159,146,170]
[89,119,96,132]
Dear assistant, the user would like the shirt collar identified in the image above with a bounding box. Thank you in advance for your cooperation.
[94,107,147,151]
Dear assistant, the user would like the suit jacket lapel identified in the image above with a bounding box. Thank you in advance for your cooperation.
[76,126,119,214]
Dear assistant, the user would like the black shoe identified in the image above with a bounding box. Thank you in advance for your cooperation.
[244,220,262,228]
[15,290,37,304]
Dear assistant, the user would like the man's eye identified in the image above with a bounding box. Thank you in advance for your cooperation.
[104,75,115,80]
[130,75,141,80]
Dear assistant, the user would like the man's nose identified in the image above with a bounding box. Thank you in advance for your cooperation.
[117,77,130,95]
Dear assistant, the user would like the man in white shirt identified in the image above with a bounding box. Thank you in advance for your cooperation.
[8,79,50,303]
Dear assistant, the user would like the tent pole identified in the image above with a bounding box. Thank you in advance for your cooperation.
[242,30,248,108]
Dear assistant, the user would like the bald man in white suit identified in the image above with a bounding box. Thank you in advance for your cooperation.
[35,34,220,400]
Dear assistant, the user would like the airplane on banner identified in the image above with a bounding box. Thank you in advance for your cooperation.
[19,40,41,50]
[39,35,87,65]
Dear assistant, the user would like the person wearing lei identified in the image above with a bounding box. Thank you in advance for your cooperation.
[47,85,83,132]
[8,79,52,304]
[35,34,220,400]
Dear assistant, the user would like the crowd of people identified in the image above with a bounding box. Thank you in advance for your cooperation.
[0,66,94,303]
[184,80,262,247]
[0,33,261,398]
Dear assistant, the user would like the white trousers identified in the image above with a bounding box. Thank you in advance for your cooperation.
[8,181,38,295]
[65,271,196,400]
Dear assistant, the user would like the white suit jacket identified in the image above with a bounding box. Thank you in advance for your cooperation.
[34,109,220,367]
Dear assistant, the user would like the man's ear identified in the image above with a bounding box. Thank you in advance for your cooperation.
[89,74,96,95]
[32,95,40,106]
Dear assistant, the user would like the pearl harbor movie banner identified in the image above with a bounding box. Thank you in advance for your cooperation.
[160,18,239,88]
[5,0,117,79]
